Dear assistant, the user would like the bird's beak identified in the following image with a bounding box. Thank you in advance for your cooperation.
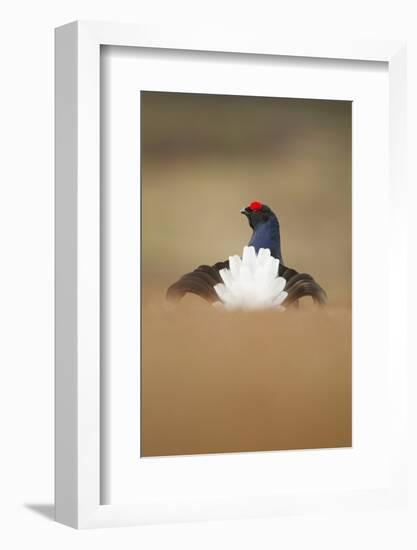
[240,208,249,216]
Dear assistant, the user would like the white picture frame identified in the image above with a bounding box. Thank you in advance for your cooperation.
[55,21,407,529]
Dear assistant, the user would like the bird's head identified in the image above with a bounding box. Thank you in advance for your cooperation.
[240,201,277,230]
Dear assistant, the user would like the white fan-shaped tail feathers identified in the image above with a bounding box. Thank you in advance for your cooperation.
[219,267,233,288]
[257,247,271,267]
[242,246,257,272]
[214,246,287,311]
[228,254,242,279]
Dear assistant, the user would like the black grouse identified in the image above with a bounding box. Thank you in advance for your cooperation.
[166,201,327,309]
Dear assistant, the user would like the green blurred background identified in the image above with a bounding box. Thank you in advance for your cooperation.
[141,91,351,306]
[140,92,352,457]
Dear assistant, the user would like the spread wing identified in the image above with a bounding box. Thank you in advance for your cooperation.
[166,260,327,307]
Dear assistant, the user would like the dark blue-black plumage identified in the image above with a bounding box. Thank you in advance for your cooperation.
[244,205,283,261]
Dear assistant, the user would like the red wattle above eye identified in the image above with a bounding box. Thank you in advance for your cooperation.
[249,201,263,211]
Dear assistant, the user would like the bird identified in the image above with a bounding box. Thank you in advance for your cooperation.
[166,200,327,309]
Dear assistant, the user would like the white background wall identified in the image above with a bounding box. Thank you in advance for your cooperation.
[0,0,416,548]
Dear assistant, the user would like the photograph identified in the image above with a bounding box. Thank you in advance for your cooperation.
[140,90,352,457]
[0,2,410,543]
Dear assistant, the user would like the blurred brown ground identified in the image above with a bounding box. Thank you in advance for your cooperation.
[141,92,351,456]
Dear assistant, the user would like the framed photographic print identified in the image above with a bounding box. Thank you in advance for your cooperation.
[55,21,407,528]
